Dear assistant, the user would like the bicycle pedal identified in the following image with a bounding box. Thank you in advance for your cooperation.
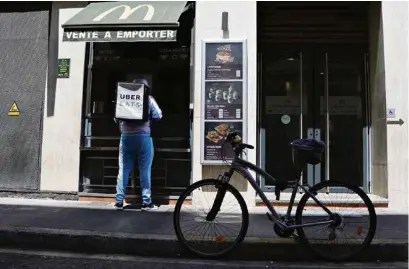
[266,212,274,222]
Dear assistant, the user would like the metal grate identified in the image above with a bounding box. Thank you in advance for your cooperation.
[0,11,49,190]
[258,2,369,45]
[81,155,191,195]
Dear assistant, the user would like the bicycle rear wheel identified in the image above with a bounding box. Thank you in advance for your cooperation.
[173,179,249,258]
[295,181,377,261]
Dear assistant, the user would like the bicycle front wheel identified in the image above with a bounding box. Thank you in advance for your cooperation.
[295,181,377,261]
[173,179,249,258]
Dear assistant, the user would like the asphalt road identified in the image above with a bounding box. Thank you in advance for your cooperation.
[0,249,406,269]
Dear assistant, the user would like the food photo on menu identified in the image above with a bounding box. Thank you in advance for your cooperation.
[205,82,242,105]
[205,122,242,144]
[205,42,243,80]
[205,123,229,144]
[206,130,223,144]
[215,45,235,64]
[204,122,243,160]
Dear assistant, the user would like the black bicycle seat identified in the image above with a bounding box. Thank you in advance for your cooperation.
[290,139,325,152]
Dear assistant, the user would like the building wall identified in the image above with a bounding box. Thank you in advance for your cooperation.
[191,1,408,210]
[36,2,408,212]
[41,1,260,200]
[40,2,87,192]
[369,2,388,199]
[192,1,257,205]
[0,9,49,191]
[381,1,408,212]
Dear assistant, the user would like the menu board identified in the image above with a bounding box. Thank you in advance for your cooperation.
[204,122,243,161]
[205,81,243,120]
[201,40,247,164]
[205,43,243,80]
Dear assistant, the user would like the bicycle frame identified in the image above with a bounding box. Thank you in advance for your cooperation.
[207,155,335,230]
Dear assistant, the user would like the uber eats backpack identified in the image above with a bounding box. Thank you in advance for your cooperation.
[114,82,149,122]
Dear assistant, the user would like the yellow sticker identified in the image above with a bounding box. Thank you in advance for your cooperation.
[8,101,20,116]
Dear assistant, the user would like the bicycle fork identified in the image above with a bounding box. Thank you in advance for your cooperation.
[206,186,227,221]
[206,172,231,221]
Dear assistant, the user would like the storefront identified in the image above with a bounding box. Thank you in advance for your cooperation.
[254,2,408,211]
[257,2,371,192]
[46,1,195,202]
[32,1,408,211]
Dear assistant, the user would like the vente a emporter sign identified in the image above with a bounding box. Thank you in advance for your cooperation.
[63,29,177,42]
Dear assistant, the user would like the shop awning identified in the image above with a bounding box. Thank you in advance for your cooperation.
[62,1,192,42]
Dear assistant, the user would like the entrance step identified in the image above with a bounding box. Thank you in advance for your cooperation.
[256,192,388,208]
[78,193,192,205]
[80,193,388,208]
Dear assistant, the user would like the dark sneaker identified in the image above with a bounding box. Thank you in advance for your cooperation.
[142,203,158,211]
[114,202,124,211]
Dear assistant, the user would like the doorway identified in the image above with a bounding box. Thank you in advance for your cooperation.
[258,47,370,192]
[80,41,192,197]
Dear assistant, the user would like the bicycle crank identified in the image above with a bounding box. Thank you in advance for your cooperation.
[266,213,296,238]
[273,223,295,238]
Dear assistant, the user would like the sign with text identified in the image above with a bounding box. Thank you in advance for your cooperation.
[57,58,71,78]
[114,82,149,121]
[63,29,177,42]
[204,81,243,120]
[204,122,243,161]
[205,42,243,80]
[201,40,247,164]
[265,96,307,115]
[319,96,362,116]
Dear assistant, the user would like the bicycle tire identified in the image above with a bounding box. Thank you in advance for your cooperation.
[173,179,249,258]
[295,181,377,262]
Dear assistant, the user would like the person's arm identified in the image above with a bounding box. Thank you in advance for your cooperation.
[149,96,163,120]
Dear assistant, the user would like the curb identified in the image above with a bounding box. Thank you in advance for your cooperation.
[0,227,406,262]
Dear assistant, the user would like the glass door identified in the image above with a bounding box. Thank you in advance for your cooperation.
[314,50,369,190]
[259,51,309,190]
[259,48,369,192]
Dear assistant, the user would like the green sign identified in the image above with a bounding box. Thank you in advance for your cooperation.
[57,58,71,78]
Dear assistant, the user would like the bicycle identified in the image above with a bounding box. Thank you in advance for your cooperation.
[173,132,377,261]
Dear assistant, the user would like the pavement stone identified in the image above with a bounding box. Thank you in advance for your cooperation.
[0,249,407,269]
[0,198,406,262]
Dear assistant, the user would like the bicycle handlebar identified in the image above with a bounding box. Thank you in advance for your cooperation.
[225,132,254,151]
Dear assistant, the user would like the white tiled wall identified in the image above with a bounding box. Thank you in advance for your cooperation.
[192,1,257,205]
[381,1,409,212]
[40,4,87,192]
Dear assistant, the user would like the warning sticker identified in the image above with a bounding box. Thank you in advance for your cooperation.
[8,101,20,116]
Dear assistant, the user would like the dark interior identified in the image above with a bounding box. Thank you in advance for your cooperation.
[81,41,192,196]
[90,42,191,141]
[257,2,370,190]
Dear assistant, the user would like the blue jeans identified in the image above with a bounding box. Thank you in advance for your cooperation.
[116,134,154,205]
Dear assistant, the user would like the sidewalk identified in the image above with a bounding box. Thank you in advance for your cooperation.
[0,198,406,262]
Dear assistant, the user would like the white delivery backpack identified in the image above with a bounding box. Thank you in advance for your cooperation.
[114,82,149,121]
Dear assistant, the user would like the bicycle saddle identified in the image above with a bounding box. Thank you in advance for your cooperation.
[290,139,325,152]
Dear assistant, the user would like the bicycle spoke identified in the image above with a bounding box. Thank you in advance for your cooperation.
[174,179,248,257]
[296,182,376,261]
